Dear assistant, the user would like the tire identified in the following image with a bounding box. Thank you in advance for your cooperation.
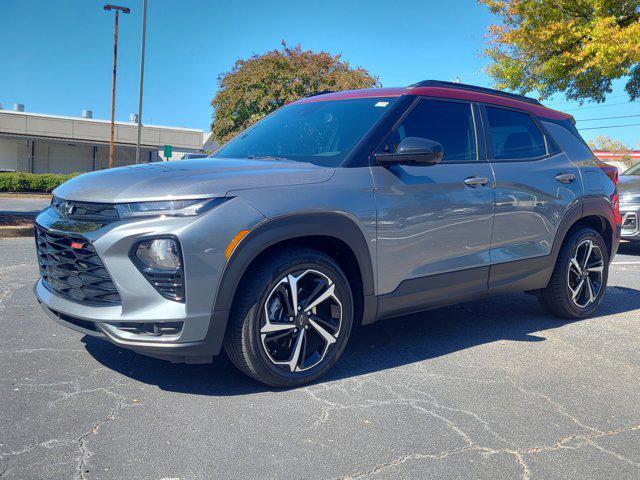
[223,247,354,388]
[538,227,609,319]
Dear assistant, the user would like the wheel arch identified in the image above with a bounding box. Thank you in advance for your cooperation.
[557,197,618,261]
[204,213,377,355]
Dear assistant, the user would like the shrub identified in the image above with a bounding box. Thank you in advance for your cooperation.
[0,172,79,193]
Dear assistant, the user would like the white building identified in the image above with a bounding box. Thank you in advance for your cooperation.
[0,106,205,174]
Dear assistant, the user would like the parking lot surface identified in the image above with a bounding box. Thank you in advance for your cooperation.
[1,237,639,479]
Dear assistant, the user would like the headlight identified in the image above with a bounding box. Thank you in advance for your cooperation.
[116,197,227,218]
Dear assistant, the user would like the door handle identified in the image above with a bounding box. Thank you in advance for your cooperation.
[555,173,576,184]
[464,176,489,187]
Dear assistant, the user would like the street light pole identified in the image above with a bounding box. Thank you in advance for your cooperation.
[104,4,130,169]
[135,0,148,164]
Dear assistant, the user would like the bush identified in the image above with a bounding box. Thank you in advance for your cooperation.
[0,172,79,193]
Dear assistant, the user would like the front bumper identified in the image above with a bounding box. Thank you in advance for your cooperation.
[33,197,265,361]
[620,204,640,240]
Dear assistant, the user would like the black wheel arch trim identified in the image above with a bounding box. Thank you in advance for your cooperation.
[203,212,377,355]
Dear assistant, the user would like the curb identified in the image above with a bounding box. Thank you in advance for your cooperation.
[0,193,52,200]
[0,225,35,238]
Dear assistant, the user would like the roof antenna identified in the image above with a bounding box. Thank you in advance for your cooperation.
[454,77,461,84]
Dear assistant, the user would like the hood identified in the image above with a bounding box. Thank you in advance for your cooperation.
[618,175,640,201]
[53,158,335,203]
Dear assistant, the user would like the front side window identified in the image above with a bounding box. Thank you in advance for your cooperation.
[377,99,477,162]
[214,98,395,167]
[485,106,547,160]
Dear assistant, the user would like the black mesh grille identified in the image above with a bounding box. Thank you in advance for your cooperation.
[51,196,118,223]
[35,226,121,306]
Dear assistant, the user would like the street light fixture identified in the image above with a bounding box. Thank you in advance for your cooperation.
[103,4,130,169]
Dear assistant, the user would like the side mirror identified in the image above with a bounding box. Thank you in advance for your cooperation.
[375,137,444,166]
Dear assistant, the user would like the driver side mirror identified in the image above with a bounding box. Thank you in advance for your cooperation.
[374,137,444,166]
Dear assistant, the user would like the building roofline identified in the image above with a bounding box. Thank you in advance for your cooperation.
[0,109,204,133]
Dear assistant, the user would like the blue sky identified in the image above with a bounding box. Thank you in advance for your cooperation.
[2,0,638,147]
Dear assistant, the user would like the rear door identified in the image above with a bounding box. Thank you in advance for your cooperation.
[371,98,495,310]
[481,105,582,287]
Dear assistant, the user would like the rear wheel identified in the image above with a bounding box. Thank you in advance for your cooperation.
[224,248,353,388]
[539,228,609,319]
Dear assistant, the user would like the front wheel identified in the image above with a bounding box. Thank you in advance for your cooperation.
[224,248,354,388]
[539,227,609,319]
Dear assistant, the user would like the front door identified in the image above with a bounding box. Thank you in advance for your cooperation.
[371,98,495,316]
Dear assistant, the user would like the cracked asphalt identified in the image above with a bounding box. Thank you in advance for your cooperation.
[1,237,640,480]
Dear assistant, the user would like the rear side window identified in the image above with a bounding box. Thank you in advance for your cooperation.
[485,107,547,160]
[542,121,594,162]
[378,99,477,162]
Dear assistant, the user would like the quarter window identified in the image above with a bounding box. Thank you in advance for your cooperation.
[378,99,477,162]
[485,107,547,160]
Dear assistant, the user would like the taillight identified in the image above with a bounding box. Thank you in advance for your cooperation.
[598,163,621,224]
[611,192,622,225]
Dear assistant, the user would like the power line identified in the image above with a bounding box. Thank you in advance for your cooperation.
[579,122,640,131]
[544,94,629,107]
[563,100,640,112]
[576,114,640,122]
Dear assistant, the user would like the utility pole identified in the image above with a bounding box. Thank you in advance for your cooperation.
[104,4,130,169]
[135,0,148,164]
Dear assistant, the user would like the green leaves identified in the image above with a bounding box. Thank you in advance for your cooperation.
[210,44,379,144]
[0,172,78,193]
[480,0,640,102]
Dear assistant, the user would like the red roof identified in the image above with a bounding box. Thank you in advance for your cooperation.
[294,86,570,121]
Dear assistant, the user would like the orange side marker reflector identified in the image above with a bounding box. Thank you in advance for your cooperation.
[225,230,250,261]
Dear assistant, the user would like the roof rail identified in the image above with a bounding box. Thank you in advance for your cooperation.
[409,80,542,106]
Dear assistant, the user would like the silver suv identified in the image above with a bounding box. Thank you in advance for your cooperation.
[34,81,621,387]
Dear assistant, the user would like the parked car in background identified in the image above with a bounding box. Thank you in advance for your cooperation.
[34,81,620,387]
[619,163,640,242]
[181,153,210,160]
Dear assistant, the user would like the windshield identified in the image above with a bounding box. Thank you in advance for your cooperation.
[622,163,640,176]
[213,97,396,167]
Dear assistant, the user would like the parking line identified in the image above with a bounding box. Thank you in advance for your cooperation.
[611,261,640,265]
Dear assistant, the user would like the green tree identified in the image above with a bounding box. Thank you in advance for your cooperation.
[588,135,633,166]
[480,0,640,102]
[587,135,630,153]
[210,43,379,144]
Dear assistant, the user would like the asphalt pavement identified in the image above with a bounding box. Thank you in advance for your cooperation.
[1,238,639,479]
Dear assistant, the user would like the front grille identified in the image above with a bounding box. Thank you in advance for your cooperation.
[35,226,121,306]
[51,196,118,224]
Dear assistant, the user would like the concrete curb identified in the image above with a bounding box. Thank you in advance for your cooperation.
[0,193,52,200]
[0,225,34,238]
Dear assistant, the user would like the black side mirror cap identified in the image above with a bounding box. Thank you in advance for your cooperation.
[374,137,444,166]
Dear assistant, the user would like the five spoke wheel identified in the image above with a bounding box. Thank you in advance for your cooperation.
[261,269,342,372]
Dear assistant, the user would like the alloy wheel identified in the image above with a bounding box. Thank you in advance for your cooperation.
[568,239,605,308]
[260,269,342,372]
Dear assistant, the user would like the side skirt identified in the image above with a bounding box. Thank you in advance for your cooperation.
[376,266,489,321]
[375,255,555,322]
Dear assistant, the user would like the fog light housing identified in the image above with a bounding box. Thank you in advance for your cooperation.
[132,237,185,302]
